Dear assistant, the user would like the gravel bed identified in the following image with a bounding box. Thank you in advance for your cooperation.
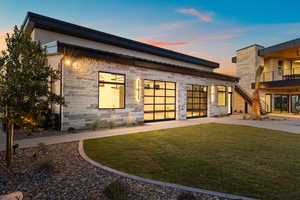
[0,142,230,200]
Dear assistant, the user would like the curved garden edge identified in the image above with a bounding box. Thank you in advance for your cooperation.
[78,140,257,200]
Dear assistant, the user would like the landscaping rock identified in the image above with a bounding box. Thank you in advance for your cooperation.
[0,142,230,200]
[0,192,23,200]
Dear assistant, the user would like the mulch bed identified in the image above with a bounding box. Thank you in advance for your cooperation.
[0,142,228,200]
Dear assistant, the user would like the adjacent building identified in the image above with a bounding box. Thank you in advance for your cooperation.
[23,12,238,130]
[233,39,300,115]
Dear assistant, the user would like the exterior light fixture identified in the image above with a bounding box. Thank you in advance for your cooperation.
[135,78,141,102]
[210,85,215,103]
[64,59,71,66]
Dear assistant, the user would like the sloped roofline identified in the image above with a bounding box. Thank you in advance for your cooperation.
[23,12,219,69]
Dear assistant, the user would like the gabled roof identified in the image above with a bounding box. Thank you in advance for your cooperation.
[23,12,219,69]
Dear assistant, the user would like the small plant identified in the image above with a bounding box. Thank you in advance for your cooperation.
[177,192,196,200]
[91,119,101,130]
[103,179,130,200]
[108,119,116,129]
[68,127,76,133]
[126,115,134,127]
[37,142,48,153]
[32,158,55,172]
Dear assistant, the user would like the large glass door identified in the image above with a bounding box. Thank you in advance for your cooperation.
[144,80,176,122]
[291,95,300,113]
[265,94,272,113]
[274,95,289,112]
[186,85,207,118]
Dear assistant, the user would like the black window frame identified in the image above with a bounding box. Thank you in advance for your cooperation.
[98,71,126,109]
[144,79,176,122]
[186,84,208,118]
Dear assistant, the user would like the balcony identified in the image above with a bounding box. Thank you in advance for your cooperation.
[262,67,300,82]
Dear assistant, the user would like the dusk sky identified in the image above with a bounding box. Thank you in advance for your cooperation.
[1,0,300,75]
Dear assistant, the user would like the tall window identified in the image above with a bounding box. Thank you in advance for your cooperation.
[217,86,226,106]
[98,72,125,109]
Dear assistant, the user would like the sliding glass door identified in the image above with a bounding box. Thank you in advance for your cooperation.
[144,80,176,122]
[291,95,300,113]
[273,95,289,113]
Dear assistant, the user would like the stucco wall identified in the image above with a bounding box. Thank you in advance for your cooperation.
[56,56,235,130]
[32,28,214,72]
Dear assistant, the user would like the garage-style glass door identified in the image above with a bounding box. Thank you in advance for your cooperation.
[186,84,207,118]
[144,80,176,122]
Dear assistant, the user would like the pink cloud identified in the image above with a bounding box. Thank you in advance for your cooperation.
[177,8,213,22]
[139,40,188,47]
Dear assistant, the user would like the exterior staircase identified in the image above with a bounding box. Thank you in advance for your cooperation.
[235,85,267,114]
[234,85,253,105]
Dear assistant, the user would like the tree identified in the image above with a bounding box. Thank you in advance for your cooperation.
[0,26,64,166]
[251,65,264,117]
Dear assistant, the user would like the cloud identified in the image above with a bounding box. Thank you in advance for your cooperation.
[139,40,188,47]
[177,8,214,22]
[149,22,188,32]
[192,33,237,43]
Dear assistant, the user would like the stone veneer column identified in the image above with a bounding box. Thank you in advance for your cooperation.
[176,81,187,120]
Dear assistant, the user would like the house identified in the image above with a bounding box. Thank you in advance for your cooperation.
[233,40,300,115]
[23,12,238,130]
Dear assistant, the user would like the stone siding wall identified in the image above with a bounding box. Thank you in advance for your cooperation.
[58,56,235,130]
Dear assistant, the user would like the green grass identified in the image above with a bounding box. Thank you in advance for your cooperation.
[83,123,300,200]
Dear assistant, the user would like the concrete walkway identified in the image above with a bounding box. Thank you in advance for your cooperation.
[0,115,299,151]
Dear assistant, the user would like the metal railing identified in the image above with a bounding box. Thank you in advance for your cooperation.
[262,67,300,82]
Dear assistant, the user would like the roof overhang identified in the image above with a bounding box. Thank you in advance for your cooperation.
[259,38,300,59]
[23,12,219,69]
[44,41,239,82]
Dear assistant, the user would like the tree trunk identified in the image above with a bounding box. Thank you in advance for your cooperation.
[5,119,14,167]
[252,89,261,117]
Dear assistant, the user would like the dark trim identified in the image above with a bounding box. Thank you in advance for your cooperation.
[259,37,300,56]
[260,79,300,88]
[23,12,219,68]
[98,71,126,109]
[55,41,238,82]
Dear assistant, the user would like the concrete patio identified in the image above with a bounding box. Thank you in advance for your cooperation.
[0,114,299,151]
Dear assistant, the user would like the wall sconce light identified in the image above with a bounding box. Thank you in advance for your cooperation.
[210,85,215,104]
[64,59,71,66]
[135,78,141,102]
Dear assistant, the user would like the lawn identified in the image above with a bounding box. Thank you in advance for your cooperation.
[83,123,300,200]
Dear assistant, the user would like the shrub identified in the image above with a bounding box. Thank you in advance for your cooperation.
[108,119,115,129]
[37,142,48,153]
[177,192,196,200]
[103,179,130,200]
[68,127,76,133]
[126,115,134,127]
[91,119,101,130]
[33,158,55,172]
